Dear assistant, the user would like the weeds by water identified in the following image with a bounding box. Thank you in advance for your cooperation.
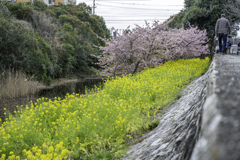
[0,58,210,160]
[0,70,40,99]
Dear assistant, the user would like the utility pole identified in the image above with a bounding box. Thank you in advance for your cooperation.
[93,0,96,15]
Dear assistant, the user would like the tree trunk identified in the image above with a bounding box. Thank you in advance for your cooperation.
[132,60,140,75]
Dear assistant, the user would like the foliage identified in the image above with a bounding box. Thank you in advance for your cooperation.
[45,3,110,76]
[0,2,11,19]
[33,0,48,11]
[76,3,92,14]
[0,2,110,84]
[0,57,210,160]
[184,0,196,9]
[29,10,65,78]
[98,20,209,76]
[168,10,186,29]
[5,2,33,20]
[180,0,240,33]
[169,0,240,53]
[48,3,110,38]
[0,15,53,84]
[183,0,240,53]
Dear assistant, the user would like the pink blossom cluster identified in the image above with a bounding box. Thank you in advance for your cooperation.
[97,20,209,76]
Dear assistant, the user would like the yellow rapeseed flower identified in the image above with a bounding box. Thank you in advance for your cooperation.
[48,146,54,153]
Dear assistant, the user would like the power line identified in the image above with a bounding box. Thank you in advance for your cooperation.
[96,3,182,11]
[97,1,184,6]
[82,0,184,29]
[102,2,184,7]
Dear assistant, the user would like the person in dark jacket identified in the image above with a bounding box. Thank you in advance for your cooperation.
[215,14,231,54]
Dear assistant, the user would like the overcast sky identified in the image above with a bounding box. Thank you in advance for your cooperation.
[77,0,185,30]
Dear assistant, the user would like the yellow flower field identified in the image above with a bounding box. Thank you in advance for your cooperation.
[0,57,210,160]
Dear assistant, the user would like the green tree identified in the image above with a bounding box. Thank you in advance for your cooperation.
[1,1,111,82]
[6,2,33,20]
[33,0,48,11]
[0,15,52,84]
[76,3,92,14]
[168,10,186,29]
[61,22,98,76]
[169,0,240,55]
[183,0,240,54]
[47,3,110,76]
[184,0,196,9]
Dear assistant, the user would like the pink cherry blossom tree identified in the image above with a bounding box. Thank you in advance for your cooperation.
[97,20,209,76]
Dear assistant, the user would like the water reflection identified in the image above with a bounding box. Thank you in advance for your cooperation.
[0,78,104,122]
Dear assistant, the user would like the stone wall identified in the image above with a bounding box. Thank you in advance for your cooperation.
[191,54,240,160]
[123,54,240,160]
[122,59,213,160]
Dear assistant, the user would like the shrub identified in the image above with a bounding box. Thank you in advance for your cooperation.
[0,17,53,84]
[33,0,47,11]
[6,2,33,20]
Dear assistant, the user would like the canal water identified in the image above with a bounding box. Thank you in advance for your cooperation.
[0,78,104,122]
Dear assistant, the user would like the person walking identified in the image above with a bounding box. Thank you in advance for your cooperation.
[215,14,231,54]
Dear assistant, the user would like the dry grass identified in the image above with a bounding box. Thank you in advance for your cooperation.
[0,70,41,99]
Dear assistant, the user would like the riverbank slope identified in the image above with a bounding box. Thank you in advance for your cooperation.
[123,54,240,160]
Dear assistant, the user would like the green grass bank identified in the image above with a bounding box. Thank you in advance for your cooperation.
[0,57,210,160]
